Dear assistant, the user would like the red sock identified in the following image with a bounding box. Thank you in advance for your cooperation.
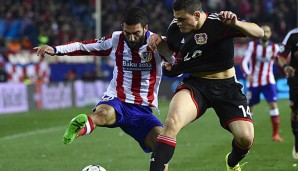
[77,116,95,137]
[271,115,280,136]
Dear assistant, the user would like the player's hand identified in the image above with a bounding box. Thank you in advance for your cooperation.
[147,34,162,51]
[284,66,295,78]
[218,11,238,26]
[33,45,55,59]
[163,62,172,71]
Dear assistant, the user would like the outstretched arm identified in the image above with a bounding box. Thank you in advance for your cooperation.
[219,11,264,38]
[34,45,55,58]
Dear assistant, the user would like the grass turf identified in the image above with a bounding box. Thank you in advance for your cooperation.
[0,99,296,171]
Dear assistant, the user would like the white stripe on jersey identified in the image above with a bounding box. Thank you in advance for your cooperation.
[54,31,174,108]
[208,13,221,21]
[282,28,298,45]
[242,41,280,87]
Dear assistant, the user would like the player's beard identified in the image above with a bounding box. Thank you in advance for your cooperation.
[127,34,145,50]
[261,37,269,42]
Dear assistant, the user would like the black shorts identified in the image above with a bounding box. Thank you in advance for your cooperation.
[176,76,253,130]
[288,77,298,109]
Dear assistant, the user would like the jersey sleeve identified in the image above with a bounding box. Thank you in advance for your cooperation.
[55,34,114,56]
[278,31,293,59]
[222,24,246,39]
[241,41,254,77]
[166,18,182,52]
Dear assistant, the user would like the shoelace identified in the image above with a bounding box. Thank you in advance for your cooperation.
[232,162,248,171]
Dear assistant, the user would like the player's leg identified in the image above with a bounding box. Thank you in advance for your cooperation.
[214,78,253,170]
[289,87,298,160]
[144,126,162,150]
[268,102,283,141]
[291,107,298,159]
[150,89,199,171]
[288,78,298,159]
[144,126,169,171]
[63,97,117,145]
[263,84,283,141]
[227,120,254,169]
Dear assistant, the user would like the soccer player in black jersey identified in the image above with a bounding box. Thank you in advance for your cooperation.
[147,0,265,170]
[277,28,297,159]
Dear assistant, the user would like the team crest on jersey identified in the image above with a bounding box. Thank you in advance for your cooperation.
[194,33,208,45]
[141,51,152,62]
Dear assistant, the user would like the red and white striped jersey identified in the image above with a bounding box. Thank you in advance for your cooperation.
[55,31,174,108]
[241,40,280,87]
[5,61,50,83]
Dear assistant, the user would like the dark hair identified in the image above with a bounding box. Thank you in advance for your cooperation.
[123,7,148,27]
[259,22,273,28]
[173,0,202,14]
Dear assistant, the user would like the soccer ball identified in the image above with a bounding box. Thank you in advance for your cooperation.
[82,164,107,171]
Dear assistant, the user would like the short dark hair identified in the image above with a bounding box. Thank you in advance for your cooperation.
[173,0,202,14]
[123,7,148,27]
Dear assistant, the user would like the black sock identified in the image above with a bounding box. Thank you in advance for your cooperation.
[150,135,176,171]
[291,114,298,152]
[228,139,251,167]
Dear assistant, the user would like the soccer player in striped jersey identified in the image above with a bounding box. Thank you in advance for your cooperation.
[277,28,297,159]
[147,0,264,170]
[35,7,173,170]
[241,24,283,142]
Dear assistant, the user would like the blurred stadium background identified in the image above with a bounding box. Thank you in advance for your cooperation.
[0,0,297,170]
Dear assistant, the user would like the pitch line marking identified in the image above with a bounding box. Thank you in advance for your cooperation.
[0,126,65,141]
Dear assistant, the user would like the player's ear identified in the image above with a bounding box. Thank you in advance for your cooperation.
[194,11,200,21]
[144,24,149,31]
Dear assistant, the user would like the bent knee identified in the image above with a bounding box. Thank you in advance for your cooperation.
[163,116,183,138]
[92,107,116,126]
[235,133,254,148]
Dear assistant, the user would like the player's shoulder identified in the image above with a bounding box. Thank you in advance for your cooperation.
[111,31,122,38]
[167,18,178,31]
[282,28,298,44]
[287,28,298,35]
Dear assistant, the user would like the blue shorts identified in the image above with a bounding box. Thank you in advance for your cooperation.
[246,84,277,106]
[94,96,163,153]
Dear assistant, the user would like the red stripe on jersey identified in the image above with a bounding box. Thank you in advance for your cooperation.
[12,65,16,73]
[115,34,126,101]
[250,41,257,87]
[258,45,266,86]
[35,63,40,74]
[103,34,112,40]
[131,49,143,104]
[147,48,157,107]
[22,67,26,81]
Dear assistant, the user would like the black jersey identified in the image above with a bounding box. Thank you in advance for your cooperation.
[278,28,298,76]
[166,13,245,76]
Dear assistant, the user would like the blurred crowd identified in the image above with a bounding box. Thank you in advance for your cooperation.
[0,0,296,52]
[0,0,296,83]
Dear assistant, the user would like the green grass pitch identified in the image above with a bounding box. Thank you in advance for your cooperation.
[0,99,297,171]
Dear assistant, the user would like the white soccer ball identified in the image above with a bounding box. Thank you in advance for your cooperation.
[82,164,107,171]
